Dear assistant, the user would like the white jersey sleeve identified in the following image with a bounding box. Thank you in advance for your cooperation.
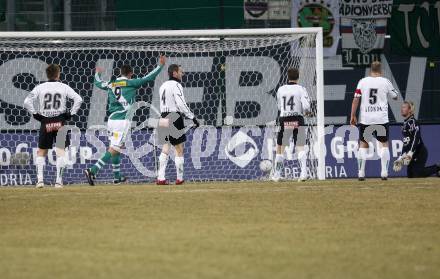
[23,86,40,115]
[301,87,311,113]
[276,89,282,112]
[385,78,398,99]
[173,83,194,119]
[354,79,363,98]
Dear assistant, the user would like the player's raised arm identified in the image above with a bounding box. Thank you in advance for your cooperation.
[129,55,166,88]
[94,67,110,90]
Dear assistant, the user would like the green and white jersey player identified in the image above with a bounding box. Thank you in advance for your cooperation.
[84,55,166,185]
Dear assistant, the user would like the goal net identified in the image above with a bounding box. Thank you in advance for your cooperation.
[0,28,324,186]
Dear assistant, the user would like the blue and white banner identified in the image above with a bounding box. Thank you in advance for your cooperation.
[340,0,393,67]
[339,0,394,19]
[1,125,439,185]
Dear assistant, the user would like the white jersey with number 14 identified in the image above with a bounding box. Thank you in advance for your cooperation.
[355,76,398,125]
[276,83,310,117]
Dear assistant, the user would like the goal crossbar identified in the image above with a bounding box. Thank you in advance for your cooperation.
[0,28,323,39]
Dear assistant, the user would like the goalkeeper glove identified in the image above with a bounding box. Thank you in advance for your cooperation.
[33,113,45,122]
[192,118,200,128]
[393,158,403,172]
[403,151,413,165]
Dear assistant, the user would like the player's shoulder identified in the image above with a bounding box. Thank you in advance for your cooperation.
[161,80,182,91]
[31,82,45,91]
[277,84,288,92]
[278,83,305,92]
[372,76,392,85]
[405,116,419,128]
[370,76,392,84]
[408,116,418,125]
[381,77,393,87]
[298,84,307,92]
[34,81,64,90]
[162,79,178,86]
[358,76,368,83]
[56,81,76,92]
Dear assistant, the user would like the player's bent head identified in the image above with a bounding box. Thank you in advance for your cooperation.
[168,64,182,80]
[46,64,61,80]
[121,65,133,77]
[370,61,382,74]
[287,68,299,81]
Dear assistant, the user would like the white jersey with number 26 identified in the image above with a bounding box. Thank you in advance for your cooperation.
[24,81,82,118]
[355,76,398,125]
[276,83,310,117]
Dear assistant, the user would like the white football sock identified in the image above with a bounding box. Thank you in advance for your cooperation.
[175,156,184,181]
[56,155,67,184]
[298,150,307,178]
[358,148,368,176]
[157,152,168,180]
[274,154,284,176]
[36,156,45,183]
[379,147,390,176]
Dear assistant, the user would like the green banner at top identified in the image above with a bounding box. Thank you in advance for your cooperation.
[390,0,440,57]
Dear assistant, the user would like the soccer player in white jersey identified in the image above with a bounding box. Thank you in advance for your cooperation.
[156,64,199,185]
[24,64,83,188]
[350,61,398,180]
[272,68,311,182]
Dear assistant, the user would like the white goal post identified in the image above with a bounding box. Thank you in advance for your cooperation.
[0,28,325,184]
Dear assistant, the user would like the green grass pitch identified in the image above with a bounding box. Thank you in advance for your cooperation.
[1,178,440,279]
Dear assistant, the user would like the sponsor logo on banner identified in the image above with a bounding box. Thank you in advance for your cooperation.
[339,0,393,18]
[291,0,340,56]
[225,131,259,168]
[340,0,393,67]
[2,124,440,185]
[244,0,291,20]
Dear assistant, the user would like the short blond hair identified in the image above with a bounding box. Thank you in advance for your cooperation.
[403,100,415,114]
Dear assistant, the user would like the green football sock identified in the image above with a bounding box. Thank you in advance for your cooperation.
[91,151,112,175]
[112,153,121,180]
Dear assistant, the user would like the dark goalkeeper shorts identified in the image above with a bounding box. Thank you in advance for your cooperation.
[158,112,186,146]
[277,115,305,146]
[38,115,70,150]
[358,123,389,143]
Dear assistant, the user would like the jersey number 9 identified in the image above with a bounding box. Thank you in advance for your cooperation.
[114,87,122,100]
